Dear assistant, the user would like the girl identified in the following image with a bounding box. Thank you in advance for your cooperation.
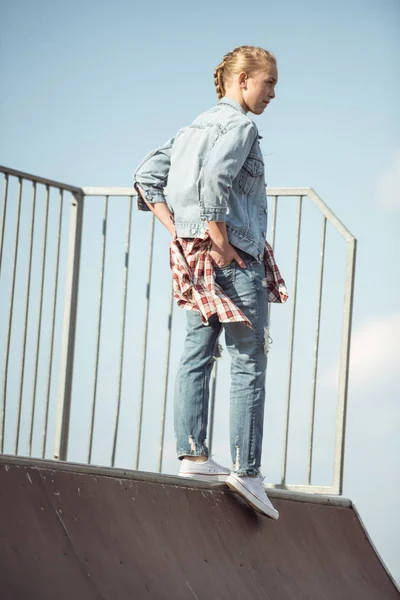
[133,46,282,519]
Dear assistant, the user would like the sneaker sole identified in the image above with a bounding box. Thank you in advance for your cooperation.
[178,472,229,483]
[226,477,279,520]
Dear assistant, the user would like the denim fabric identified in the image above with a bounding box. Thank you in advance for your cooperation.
[174,249,269,476]
[132,98,268,261]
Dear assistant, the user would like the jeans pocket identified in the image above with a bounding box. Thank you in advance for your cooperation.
[214,261,233,270]
[235,248,260,268]
[214,262,236,287]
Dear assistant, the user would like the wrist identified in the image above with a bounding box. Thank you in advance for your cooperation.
[207,221,229,246]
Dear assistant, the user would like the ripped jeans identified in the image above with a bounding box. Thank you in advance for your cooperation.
[174,248,269,476]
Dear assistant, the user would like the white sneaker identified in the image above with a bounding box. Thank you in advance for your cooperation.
[226,473,279,520]
[178,455,230,482]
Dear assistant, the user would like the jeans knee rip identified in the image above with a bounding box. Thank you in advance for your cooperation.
[187,435,208,455]
[263,327,273,355]
[188,435,197,452]
[235,444,240,470]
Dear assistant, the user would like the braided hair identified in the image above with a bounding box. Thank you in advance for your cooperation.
[214,45,276,99]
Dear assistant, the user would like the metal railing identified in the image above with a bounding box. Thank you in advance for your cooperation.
[0,165,357,495]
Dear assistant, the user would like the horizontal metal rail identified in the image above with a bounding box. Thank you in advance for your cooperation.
[0,165,81,194]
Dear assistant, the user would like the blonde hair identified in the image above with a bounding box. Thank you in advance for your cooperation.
[214,45,276,100]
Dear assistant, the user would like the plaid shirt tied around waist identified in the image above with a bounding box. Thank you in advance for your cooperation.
[169,233,288,329]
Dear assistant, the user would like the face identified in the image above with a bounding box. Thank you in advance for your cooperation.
[240,62,278,115]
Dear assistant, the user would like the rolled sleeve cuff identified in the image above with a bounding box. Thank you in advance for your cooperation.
[134,183,167,212]
[200,207,227,222]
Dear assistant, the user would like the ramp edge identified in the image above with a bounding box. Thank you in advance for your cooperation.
[0,454,352,508]
[351,501,400,594]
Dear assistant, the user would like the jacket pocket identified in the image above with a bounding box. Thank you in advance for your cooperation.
[238,157,265,196]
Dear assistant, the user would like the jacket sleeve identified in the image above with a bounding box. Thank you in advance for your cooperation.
[200,120,258,221]
[132,136,175,212]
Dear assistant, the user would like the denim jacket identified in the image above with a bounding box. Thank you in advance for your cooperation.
[132,97,268,260]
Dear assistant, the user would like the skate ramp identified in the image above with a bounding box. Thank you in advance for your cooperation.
[0,455,398,600]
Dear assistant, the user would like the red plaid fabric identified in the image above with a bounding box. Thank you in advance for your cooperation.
[263,240,289,304]
[169,233,288,328]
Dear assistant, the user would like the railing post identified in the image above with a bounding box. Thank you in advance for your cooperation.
[333,237,357,494]
[53,190,84,461]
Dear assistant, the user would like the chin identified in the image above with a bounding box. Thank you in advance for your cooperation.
[251,106,265,115]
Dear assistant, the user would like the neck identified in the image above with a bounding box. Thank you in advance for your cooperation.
[223,91,249,113]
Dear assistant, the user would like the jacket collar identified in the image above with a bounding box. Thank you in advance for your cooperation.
[217,96,247,115]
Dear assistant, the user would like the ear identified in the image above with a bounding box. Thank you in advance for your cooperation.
[238,71,248,88]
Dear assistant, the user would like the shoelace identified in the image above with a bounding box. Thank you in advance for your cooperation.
[251,474,267,488]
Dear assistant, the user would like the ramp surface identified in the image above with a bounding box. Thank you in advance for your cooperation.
[0,456,398,600]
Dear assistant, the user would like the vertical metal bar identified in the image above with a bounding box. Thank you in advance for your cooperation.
[1,177,23,453]
[35,189,63,457]
[307,216,327,484]
[135,213,155,470]
[111,196,133,467]
[267,195,278,327]
[33,185,50,456]
[281,196,303,484]
[15,182,37,453]
[264,194,278,468]
[157,282,174,472]
[87,195,109,464]
[333,238,357,494]
[269,195,278,249]
[208,360,218,456]
[53,190,84,461]
[0,173,9,276]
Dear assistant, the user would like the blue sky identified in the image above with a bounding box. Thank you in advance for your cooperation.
[1,0,399,586]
